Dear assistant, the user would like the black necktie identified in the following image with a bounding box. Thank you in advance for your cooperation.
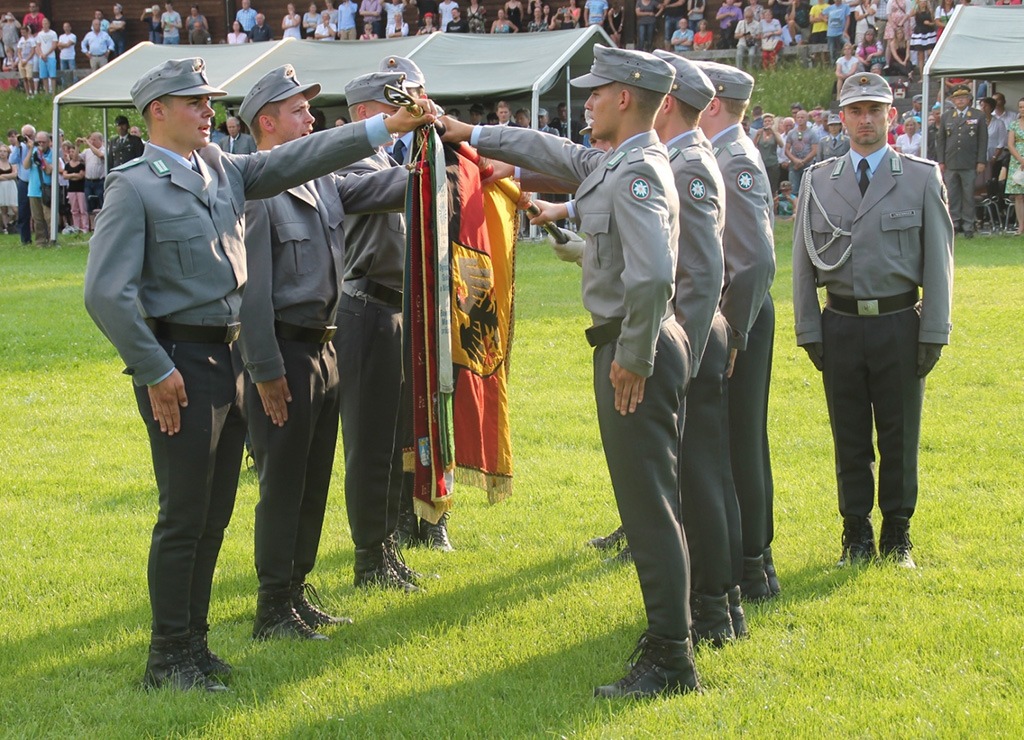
[229,137,235,154]
[392,138,406,165]
[857,158,870,197]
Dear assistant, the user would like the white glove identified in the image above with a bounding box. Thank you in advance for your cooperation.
[547,228,584,266]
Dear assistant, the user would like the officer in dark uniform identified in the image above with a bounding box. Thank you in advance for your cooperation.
[936,85,987,239]
[793,73,953,567]
[107,114,145,168]
[83,57,433,692]
[443,45,700,699]
[335,71,423,592]
[238,66,410,641]
[695,61,778,605]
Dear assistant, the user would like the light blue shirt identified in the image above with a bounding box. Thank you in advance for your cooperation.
[849,144,889,182]
[338,0,359,28]
[235,6,258,31]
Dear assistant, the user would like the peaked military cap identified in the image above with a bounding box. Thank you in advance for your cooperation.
[345,71,405,106]
[571,44,675,94]
[380,56,426,89]
[238,64,321,129]
[652,49,715,111]
[130,57,226,113]
[827,113,842,126]
[839,72,893,107]
[694,61,754,101]
[949,84,972,98]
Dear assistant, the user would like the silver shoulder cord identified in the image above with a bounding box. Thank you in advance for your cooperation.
[800,167,852,272]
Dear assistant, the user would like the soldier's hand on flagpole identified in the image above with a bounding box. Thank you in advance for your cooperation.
[528,197,568,226]
[544,227,584,266]
[384,98,438,135]
[439,116,473,143]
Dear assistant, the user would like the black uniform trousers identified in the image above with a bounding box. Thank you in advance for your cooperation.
[821,307,923,519]
[247,338,339,593]
[679,313,745,595]
[594,320,692,641]
[335,292,405,549]
[728,293,776,558]
[133,339,246,637]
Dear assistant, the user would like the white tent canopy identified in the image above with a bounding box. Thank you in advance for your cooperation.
[921,5,1024,155]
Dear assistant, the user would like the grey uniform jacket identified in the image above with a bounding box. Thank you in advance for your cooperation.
[713,125,776,351]
[226,133,257,155]
[818,133,851,162]
[476,125,679,378]
[792,148,954,346]
[667,129,725,377]
[84,122,376,386]
[337,148,407,291]
[239,164,407,383]
[936,108,987,170]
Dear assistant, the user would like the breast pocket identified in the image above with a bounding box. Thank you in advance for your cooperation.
[809,209,850,264]
[580,211,611,268]
[274,221,315,275]
[153,216,211,279]
[881,209,922,258]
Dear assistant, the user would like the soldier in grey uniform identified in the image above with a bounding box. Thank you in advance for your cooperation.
[237,66,410,641]
[443,45,700,699]
[335,71,424,592]
[793,73,953,568]
[695,61,779,605]
[817,113,851,162]
[936,85,987,239]
[83,57,432,692]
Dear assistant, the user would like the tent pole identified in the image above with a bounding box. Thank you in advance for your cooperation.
[50,93,61,244]
[921,73,929,162]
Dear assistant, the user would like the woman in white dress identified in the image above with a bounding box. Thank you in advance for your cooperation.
[282,3,303,38]
[0,143,19,233]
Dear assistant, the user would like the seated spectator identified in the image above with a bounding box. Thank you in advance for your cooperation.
[514,108,531,127]
[467,0,486,32]
[760,7,783,69]
[303,3,320,36]
[227,19,249,42]
[359,20,378,37]
[670,17,693,51]
[735,6,759,69]
[315,10,338,37]
[834,43,862,95]
[250,12,273,40]
[788,0,810,45]
[491,7,517,31]
[855,27,883,68]
[417,11,439,32]
[386,12,409,34]
[187,5,212,44]
[527,5,548,30]
[693,18,713,51]
[447,7,469,30]
[884,25,912,77]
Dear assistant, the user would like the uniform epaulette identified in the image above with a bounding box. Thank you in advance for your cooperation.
[808,156,837,172]
[727,141,745,156]
[112,157,146,172]
[605,150,626,169]
[898,151,938,168]
[626,146,647,164]
[682,148,701,162]
[669,146,680,161]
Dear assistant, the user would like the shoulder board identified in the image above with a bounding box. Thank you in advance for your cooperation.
[112,157,146,172]
[148,159,172,177]
[727,141,745,157]
[902,152,938,168]
[682,148,701,162]
[626,146,646,164]
[889,154,903,175]
[669,146,681,162]
[605,150,626,169]
[807,156,836,175]
[828,157,846,179]
[713,146,722,158]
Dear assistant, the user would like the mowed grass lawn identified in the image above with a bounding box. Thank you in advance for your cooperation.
[1,224,1022,738]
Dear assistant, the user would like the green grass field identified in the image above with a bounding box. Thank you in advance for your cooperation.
[1,223,1023,737]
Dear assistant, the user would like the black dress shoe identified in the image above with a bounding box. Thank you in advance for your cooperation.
[594,632,701,698]
[879,516,916,569]
[253,589,328,640]
[762,546,781,597]
[838,515,877,566]
[189,626,232,679]
[690,591,734,648]
[354,545,419,592]
[291,582,353,628]
[587,526,626,551]
[420,512,454,552]
[727,586,749,639]
[144,634,228,692]
[740,554,772,602]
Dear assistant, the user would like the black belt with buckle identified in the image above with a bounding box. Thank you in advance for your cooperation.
[826,289,919,317]
[145,318,241,343]
[585,318,624,348]
[347,277,403,307]
[275,320,337,344]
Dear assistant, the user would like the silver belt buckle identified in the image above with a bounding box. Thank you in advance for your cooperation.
[857,300,879,316]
